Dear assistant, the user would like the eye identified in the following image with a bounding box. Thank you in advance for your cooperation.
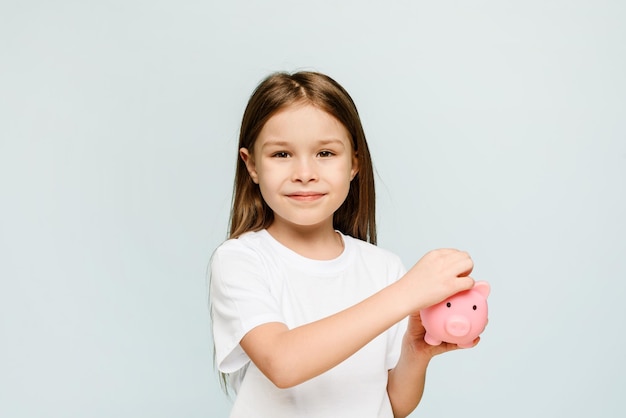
[473,305,477,310]
[272,151,290,158]
[317,150,335,158]
[446,302,451,308]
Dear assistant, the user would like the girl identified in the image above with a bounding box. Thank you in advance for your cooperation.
[210,71,477,418]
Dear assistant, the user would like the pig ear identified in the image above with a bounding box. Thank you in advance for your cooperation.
[473,281,490,298]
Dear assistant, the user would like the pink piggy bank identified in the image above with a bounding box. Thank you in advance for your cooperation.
[420,281,490,348]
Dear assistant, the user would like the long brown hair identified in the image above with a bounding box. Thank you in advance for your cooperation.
[229,71,377,244]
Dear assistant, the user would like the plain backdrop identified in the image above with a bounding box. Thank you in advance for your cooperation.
[1,1,625,417]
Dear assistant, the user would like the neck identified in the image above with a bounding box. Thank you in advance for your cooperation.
[266,222,344,260]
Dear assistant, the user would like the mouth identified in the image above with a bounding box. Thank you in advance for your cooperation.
[286,192,326,201]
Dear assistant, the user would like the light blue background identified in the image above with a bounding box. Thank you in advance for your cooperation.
[1,1,625,417]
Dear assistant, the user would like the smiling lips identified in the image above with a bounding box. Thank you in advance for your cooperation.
[286,192,326,201]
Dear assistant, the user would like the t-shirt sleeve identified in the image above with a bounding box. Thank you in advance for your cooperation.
[209,241,286,374]
[385,254,408,370]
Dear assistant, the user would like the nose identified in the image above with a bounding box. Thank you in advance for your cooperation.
[291,157,318,183]
[445,315,471,337]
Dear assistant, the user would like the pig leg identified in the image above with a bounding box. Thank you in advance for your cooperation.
[424,333,442,346]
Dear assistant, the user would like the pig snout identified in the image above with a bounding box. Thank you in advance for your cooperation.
[445,315,471,337]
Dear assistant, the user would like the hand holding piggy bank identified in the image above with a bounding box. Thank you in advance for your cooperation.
[420,281,490,348]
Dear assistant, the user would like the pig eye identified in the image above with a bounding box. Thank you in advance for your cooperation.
[472,305,477,310]
[446,302,451,308]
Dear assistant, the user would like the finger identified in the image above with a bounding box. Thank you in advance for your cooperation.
[453,252,474,277]
[435,342,461,355]
[431,337,481,357]
[452,275,475,293]
[408,311,421,320]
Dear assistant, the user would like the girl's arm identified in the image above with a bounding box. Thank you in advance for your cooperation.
[239,249,474,389]
[386,313,479,418]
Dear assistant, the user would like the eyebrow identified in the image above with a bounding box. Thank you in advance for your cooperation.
[261,138,346,148]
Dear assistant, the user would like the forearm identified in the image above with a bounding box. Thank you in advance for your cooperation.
[387,338,431,418]
[241,278,415,388]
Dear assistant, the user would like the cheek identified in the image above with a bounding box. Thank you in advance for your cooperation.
[256,161,281,184]
[255,165,285,204]
[326,164,353,190]
[256,174,278,198]
[334,155,357,178]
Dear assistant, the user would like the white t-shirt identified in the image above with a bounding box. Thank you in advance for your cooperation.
[210,230,407,418]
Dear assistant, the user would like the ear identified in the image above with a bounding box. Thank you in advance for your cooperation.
[240,148,259,184]
[350,151,359,181]
[473,281,491,298]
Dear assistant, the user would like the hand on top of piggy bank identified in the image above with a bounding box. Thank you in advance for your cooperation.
[420,281,490,349]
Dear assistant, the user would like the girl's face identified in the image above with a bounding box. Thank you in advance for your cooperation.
[240,104,358,233]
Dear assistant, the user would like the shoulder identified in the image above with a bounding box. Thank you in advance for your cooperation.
[211,231,272,276]
[213,230,266,258]
[210,231,279,298]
